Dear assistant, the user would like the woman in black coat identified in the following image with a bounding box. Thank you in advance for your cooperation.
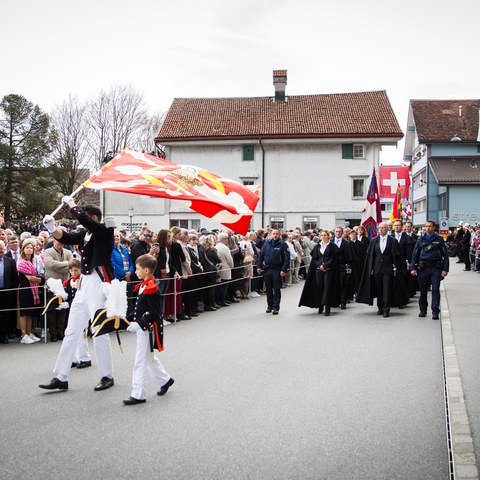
[299,230,341,316]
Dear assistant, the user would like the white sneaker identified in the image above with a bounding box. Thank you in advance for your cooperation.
[21,334,35,344]
[250,292,261,297]
[29,333,41,343]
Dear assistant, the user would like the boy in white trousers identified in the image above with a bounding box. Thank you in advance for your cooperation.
[123,254,174,405]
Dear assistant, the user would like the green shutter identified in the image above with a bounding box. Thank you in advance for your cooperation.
[243,145,254,161]
[342,144,353,159]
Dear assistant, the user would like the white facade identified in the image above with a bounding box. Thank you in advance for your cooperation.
[103,137,391,232]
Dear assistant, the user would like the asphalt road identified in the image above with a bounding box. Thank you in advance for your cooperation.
[0,283,449,480]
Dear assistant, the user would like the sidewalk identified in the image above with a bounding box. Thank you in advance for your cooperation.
[443,261,480,479]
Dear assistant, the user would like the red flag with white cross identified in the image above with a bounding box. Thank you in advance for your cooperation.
[379,166,411,200]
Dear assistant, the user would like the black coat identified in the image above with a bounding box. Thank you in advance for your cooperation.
[356,235,409,307]
[0,255,19,308]
[299,243,341,309]
[59,206,114,279]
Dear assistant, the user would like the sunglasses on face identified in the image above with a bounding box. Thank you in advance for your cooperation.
[143,234,152,238]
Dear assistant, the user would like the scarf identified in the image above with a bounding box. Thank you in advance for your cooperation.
[17,259,41,305]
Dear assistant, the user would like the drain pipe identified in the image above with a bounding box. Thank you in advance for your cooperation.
[259,138,265,227]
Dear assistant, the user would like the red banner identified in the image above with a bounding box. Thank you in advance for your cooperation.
[83,150,260,235]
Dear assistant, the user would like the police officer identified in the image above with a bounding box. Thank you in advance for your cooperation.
[410,220,449,320]
[256,229,290,315]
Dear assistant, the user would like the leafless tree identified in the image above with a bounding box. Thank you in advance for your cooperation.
[49,95,91,196]
[86,85,148,168]
[134,111,166,155]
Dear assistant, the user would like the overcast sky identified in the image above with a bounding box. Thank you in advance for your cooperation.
[2,0,479,164]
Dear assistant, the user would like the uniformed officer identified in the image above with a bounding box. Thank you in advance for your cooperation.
[39,197,115,391]
[410,220,449,320]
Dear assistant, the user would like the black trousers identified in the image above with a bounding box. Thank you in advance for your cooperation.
[374,272,393,311]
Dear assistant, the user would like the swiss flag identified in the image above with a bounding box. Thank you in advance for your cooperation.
[379,166,411,199]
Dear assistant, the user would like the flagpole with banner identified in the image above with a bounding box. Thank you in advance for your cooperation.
[389,183,403,222]
[59,149,261,235]
[361,167,382,239]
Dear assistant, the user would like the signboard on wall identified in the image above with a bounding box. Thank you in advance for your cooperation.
[439,217,449,238]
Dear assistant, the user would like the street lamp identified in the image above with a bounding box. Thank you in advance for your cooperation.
[128,207,134,233]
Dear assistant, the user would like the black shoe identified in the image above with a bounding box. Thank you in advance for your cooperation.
[456,261,463,263]
[383,310,390,318]
[213,304,222,309]
[272,310,279,315]
[39,377,68,391]
[77,360,92,369]
[230,298,240,303]
[71,362,78,368]
[50,334,58,342]
[419,311,427,318]
[189,312,199,317]
[432,311,440,320]
[204,306,217,312]
[318,306,324,314]
[220,303,230,307]
[94,377,114,391]
[340,304,346,310]
[176,314,192,321]
[377,309,384,315]
[123,396,146,405]
[266,308,272,313]
[157,377,174,396]
[464,269,471,271]
[0,337,9,344]
[324,309,331,317]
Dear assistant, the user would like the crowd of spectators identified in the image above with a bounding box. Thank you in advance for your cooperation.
[2,216,477,346]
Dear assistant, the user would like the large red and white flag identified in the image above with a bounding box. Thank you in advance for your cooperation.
[379,166,411,199]
[82,149,260,235]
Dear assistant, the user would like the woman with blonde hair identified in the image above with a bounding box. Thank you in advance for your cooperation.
[17,238,45,343]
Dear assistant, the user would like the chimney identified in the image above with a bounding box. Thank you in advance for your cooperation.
[273,69,287,102]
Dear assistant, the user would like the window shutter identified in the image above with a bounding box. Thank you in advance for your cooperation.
[342,144,353,159]
[243,145,254,161]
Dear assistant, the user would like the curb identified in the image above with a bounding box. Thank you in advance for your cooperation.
[441,281,479,480]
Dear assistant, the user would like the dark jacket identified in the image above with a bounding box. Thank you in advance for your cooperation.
[59,206,114,280]
[0,255,19,310]
[410,233,449,272]
[256,238,290,273]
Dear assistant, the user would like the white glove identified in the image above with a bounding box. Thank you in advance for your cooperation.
[104,216,116,229]
[61,195,73,205]
[42,215,57,234]
[126,322,141,333]
[55,302,69,311]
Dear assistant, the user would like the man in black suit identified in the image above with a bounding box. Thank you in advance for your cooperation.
[332,226,354,309]
[393,220,417,298]
[357,222,407,317]
[0,240,19,343]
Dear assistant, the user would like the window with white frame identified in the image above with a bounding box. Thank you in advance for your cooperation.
[353,144,365,158]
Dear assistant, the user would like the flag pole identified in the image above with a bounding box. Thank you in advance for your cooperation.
[50,184,86,217]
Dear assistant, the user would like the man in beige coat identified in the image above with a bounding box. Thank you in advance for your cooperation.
[215,233,234,306]
[44,237,73,341]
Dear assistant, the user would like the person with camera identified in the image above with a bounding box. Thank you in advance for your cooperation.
[410,220,449,320]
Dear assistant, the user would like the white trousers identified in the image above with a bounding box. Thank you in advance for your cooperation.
[75,331,91,363]
[131,329,170,400]
[54,271,112,379]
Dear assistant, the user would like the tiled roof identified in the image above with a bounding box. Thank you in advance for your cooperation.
[411,100,480,143]
[156,91,403,142]
[430,157,480,184]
